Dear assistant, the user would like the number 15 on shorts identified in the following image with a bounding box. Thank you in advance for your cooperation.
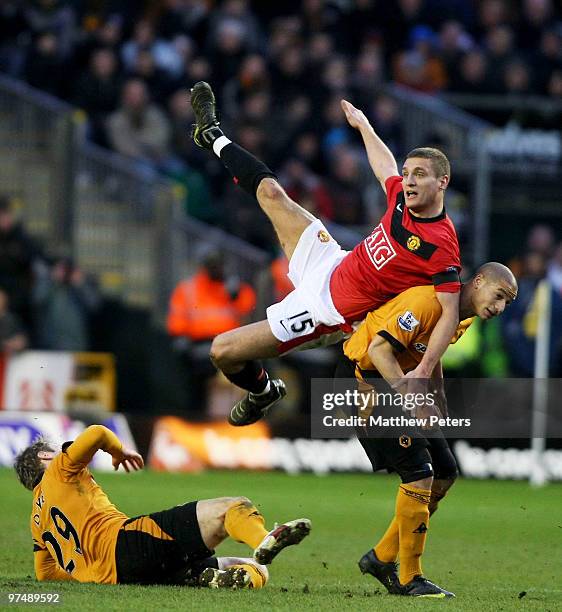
[281,310,315,336]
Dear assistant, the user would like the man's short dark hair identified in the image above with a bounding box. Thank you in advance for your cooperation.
[406,147,451,178]
[14,439,54,491]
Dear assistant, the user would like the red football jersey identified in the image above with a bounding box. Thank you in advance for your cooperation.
[330,175,461,322]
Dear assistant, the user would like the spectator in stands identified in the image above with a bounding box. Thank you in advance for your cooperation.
[508,224,555,279]
[536,28,562,94]
[501,250,547,375]
[485,25,517,93]
[106,78,173,171]
[73,48,122,146]
[0,1,30,77]
[24,0,76,59]
[307,31,334,73]
[280,158,334,221]
[369,94,404,159]
[33,256,100,351]
[126,48,175,106]
[24,31,67,97]
[273,95,314,162]
[71,13,124,75]
[321,95,351,155]
[207,0,264,55]
[547,69,562,98]
[238,90,275,139]
[168,87,196,162]
[121,19,183,79]
[156,0,210,44]
[380,0,430,60]
[167,246,256,413]
[222,54,271,120]
[349,46,385,111]
[292,131,325,176]
[0,196,43,330]
[271,46,310,109]
[0,287,28,354]
[548,242,562,295]
[206,17,250,91]
[517,0,555,50]
[392,25,447,93]
[326,146,368,226]
[475,0,510,40]
[503,59,532,96]
[438,20,474,78]
[450,50,491,94]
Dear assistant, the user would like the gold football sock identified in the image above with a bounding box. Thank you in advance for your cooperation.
[374,518,399,563]
[231,564,268,589]
[396,483,431,585]
[224,500,268,549]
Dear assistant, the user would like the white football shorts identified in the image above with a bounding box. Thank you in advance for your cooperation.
[266,219,349,353]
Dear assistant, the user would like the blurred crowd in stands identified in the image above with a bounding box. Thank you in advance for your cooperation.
[1,0,561,246]
[0,195,100,355]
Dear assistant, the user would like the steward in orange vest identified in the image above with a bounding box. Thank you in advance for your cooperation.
[167,252,256,342]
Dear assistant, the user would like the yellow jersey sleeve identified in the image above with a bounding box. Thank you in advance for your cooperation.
[376,288,441,352]
[49,425,123,481]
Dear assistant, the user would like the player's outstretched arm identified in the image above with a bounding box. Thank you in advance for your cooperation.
[65,425,144,472]
[407,292,460,380]
[341,99,398,193]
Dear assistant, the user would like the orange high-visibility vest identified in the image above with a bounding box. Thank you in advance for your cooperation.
[270,255,294,302]
[167,270,256,341]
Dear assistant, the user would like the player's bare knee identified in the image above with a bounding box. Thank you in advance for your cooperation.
[221,496,252,514]
[210,333,234,369]
[257,177,285,204]
[210,496,254,528]
[434,475,457,495]
[232,496,252,507]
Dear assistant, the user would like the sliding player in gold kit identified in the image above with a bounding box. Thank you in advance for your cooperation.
[15,425,311,589]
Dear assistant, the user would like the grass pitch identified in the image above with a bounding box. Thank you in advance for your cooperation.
[1,468,560,611]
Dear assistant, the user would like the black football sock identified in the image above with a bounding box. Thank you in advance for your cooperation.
[212,137,277,197]
[224,360,270,394]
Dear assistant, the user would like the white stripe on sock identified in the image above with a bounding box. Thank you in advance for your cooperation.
[213,135,232,157]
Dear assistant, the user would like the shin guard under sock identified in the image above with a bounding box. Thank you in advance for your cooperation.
[396,484,431,585]
[216,141,277,197]
[224,500,268,549]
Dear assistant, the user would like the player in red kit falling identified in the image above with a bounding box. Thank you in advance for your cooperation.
[190,82,461,426]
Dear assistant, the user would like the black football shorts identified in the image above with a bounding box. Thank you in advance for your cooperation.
[115,500,218,585]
